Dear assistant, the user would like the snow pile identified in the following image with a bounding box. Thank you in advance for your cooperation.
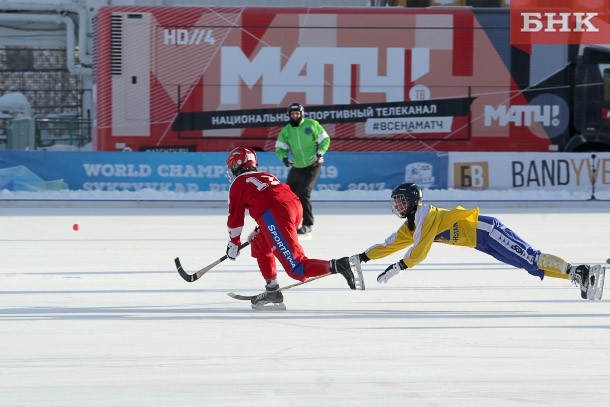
[0,187,605,202]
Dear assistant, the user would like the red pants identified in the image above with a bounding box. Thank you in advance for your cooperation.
[250,198,329,281]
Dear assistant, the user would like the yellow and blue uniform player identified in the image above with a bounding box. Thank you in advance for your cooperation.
[355,183,603,300]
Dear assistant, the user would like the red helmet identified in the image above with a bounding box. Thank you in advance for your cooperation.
[226,147,258,182]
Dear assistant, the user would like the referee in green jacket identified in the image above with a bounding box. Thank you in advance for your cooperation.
[275,102,331,238]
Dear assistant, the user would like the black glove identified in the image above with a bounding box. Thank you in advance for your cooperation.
[359,252,370,263]
[310,153,324,167]
[283,157,294,167]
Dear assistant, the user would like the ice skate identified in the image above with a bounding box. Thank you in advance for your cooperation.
[569,264,606,300]
[330,256,365,290]
[250,282,286,310]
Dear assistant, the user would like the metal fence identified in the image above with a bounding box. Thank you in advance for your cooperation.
[2,117,91,150]
[0,46,88,150]
[36,117,91,149]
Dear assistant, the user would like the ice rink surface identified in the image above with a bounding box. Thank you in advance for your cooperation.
[2,204,610,406]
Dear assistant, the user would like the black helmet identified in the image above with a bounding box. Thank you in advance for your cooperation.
[287,102,304,115]
[390,183,423,218]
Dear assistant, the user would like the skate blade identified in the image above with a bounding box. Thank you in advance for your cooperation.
[587,265,606,300]
[349,254,366,290]
[251,302,287,311]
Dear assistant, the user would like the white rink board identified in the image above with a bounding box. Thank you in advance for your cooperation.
[448,151,610,192]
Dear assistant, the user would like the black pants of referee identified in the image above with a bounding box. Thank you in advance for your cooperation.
[286,165,321,228]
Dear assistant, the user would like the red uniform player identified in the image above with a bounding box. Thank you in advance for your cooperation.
[225,147,361,309]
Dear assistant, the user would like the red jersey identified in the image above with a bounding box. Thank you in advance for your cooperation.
[227,171,299,242]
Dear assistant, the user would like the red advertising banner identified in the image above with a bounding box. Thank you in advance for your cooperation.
[510,0,610,44]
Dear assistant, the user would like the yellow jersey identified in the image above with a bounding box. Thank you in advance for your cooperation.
[364,204,480,269]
